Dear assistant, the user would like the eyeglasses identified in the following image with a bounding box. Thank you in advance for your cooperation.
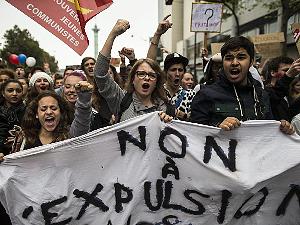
[136,71,158,81]
[84,62,95,67]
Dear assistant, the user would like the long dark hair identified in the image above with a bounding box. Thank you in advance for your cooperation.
[0,79,23,106]
[125,58,167,103]
[22,91,73,146]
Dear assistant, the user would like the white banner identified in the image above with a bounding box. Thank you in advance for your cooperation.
[0,113,300,225]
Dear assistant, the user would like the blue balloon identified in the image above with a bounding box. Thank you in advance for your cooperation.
[18,54,27,64]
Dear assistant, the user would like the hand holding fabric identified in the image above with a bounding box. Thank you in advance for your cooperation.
[219,117,241,131]
[280,120,295,135]
[159,111,173,123]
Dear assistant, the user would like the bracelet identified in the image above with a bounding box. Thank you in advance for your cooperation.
[150,41,158,46]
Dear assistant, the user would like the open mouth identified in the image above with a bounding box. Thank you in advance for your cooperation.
[230,68,240,75]
[40,86,48,91]
[142,83,150,90]
[45,117,56,126]
[186,84,192,89]
[67,93,77,98]
[174,78,180,85]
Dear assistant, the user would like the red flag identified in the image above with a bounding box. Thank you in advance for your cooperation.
[73,0,112,35]
[5,0,113,55]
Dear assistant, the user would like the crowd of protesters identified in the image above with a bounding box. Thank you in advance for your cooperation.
[0,16,300,224]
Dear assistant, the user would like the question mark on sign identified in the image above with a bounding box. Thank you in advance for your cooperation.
[205,8,214,27]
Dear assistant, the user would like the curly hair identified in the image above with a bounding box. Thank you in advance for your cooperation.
[22,91,74,146]
[125,58,168,103]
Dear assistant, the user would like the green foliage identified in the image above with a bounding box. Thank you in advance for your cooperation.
[262,0,300,16]
[221,0,256,15]
[0,25,58,72]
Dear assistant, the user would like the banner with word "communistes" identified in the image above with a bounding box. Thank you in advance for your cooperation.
[5,0,112,55]
[0,113,300,225]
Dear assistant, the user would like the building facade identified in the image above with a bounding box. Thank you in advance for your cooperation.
[158,0,300,80]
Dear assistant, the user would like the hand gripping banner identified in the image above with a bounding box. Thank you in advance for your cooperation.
[0,113,300,225]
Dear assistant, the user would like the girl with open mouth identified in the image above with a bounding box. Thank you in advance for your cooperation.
[9,80,93,152]
[94,19,175,123]
[27,71,54,105]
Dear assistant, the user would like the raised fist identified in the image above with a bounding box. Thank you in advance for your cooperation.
[75,81,94,92]
[120,47,135,61]
[111,19,130,37]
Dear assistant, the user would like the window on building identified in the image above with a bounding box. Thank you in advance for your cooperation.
[264,21,277,34]
[287,13,300,34]
[241,28,259,37]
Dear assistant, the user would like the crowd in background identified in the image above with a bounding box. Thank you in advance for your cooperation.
[0,16,300,224]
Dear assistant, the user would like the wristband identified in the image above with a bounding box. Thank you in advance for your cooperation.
[150,41,158,46]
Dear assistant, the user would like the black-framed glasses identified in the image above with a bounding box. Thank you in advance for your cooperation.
[136,71,158,81]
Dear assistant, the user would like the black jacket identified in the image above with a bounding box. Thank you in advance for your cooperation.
[274,75,300,119]
[0,102,26,155]
[191,70,273,126]
[265,85,290,121]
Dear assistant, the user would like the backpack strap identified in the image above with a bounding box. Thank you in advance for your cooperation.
[117,92,133,122]
[175,89,186,108]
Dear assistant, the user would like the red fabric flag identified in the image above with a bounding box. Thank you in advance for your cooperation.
[5,0,113,55]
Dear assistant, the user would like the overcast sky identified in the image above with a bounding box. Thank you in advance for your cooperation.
[0,0,158,69]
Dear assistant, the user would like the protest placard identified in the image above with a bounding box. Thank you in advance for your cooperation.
[0,113,300,225]
[191,3,223,33]
[5,0,112,55]
[250,32,285,62]
[250,32,285,44]
[211,42,224,55]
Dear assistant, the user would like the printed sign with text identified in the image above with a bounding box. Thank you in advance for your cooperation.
[191,3,223,33]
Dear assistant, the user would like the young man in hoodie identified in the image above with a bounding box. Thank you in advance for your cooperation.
[190,36,294,135]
